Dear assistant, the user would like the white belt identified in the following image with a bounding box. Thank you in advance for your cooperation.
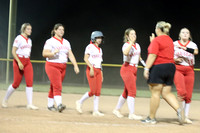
[18,54,29,58]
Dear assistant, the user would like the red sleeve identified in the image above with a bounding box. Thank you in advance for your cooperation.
[148,39,159,55]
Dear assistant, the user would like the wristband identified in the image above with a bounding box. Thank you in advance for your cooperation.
[186,47,194,54]
[140,60,146,67]
[144,68,149,71]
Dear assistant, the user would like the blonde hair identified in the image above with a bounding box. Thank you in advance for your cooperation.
[179,27,193,41]
[51,23,64,37]
[20,23,31,34]
[123,28,135,43]
[156,21,171,35]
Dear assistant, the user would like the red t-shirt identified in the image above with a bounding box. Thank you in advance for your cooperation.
[148,35,174,65]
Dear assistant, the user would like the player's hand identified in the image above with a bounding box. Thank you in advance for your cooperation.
[74,66,80,74]
[18,61,24,70]
[54,49,59,55]
[90,67,94,77]
[150,33,155,42]
[143,69,149,80]
[175,58,183,64]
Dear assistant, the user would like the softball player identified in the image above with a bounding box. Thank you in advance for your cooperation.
[142,21,184,124]
[174,28,198,124]
[42,23,79,112]
[113,28,145,120]
[2,23,38,110]
[76,31,104,116]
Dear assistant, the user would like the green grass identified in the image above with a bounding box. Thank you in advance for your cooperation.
[0,83,199,100]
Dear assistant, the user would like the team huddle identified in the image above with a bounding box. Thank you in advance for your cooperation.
[1,21,198,125]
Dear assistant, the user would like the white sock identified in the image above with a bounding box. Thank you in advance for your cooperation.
[182,101,186,108]
[4,84,15,101]
[79,92,89,104]
[185,103,190,117]
[93,96,99,112]
[48,98,54,107]
[115,95,126,110]
[127,96,135,114]
[54,95,62,106]
[26,87,33,105]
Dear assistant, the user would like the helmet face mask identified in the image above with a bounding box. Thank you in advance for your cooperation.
[91,31,104,44]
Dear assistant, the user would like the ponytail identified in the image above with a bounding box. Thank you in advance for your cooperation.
[51,23,64,37]
[156,21,171,35]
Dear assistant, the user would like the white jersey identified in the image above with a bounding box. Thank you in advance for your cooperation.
[174,40,198,66]
[43,37,71,63]
[13,35,32,57]
[122,42,141,66]
[85,43,103,68]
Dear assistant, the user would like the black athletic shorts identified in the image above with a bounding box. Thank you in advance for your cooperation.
[147,63,175,85]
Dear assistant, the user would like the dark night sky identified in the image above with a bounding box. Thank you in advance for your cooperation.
[1,0,200,66]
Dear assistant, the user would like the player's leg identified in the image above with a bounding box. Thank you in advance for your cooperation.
[47,83,56,111]
[76,67,92,113]
[2,60,23,107]
[92,69,104,116]
[184,68,194,123]
[45,62,65,112]
[24,60,38,110]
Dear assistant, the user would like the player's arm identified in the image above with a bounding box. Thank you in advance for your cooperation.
[123,43,132,56]
[84,54,94,76]
[143,54,157,80]
[139,56,146,67]
[12,46,24,70]
[68,50,79,74]
[177,45,198,55]
[42,49,59,58]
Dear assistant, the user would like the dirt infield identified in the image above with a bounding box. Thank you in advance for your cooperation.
[0,90,200,133]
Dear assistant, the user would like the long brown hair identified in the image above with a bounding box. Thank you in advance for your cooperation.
[51,23,64,37]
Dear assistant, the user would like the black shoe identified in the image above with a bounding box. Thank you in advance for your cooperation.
[57,104,66,113]
[48,105,57,111]
[141,116,157,124]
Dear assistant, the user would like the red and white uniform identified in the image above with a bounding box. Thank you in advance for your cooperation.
[85,43,103,69]
[85,42,103,96]
[12,35,33,88]
[44,37,71,97]
[44,37,71,63]
[121,42,141,98]
[174,40,198,103]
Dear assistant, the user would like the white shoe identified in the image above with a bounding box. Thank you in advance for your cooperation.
[128,114,143,120]
[76,100,83,113]
[27,104,39,110]
[93,111,104,116]
[113,109,124,118]
[184,118,192,124]
[2,100,8,108]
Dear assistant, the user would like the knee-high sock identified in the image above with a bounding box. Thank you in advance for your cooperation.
[26,87,33,105]
[115,95,126,110]
[127,96,135,114]
[94,95,99,112]
[79,92,89,104]
[185,103,190,117]
[4,84,15,101]
[48,98,54,107]
[54,95,62,106]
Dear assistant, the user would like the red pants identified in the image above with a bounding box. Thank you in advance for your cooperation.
[12,57,33,89]
[120,63,137,98]
[45,61,66,97]
[174,65,194,103]
[86,66,102,97]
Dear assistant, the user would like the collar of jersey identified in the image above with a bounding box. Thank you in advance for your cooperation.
[127,42,137,50]
[53,36,63,44]
[90,41,100,53]
[178,40,190,47]
[21,34,28,43]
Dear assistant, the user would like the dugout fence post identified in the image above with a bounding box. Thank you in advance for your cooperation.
[6,0,17,84]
